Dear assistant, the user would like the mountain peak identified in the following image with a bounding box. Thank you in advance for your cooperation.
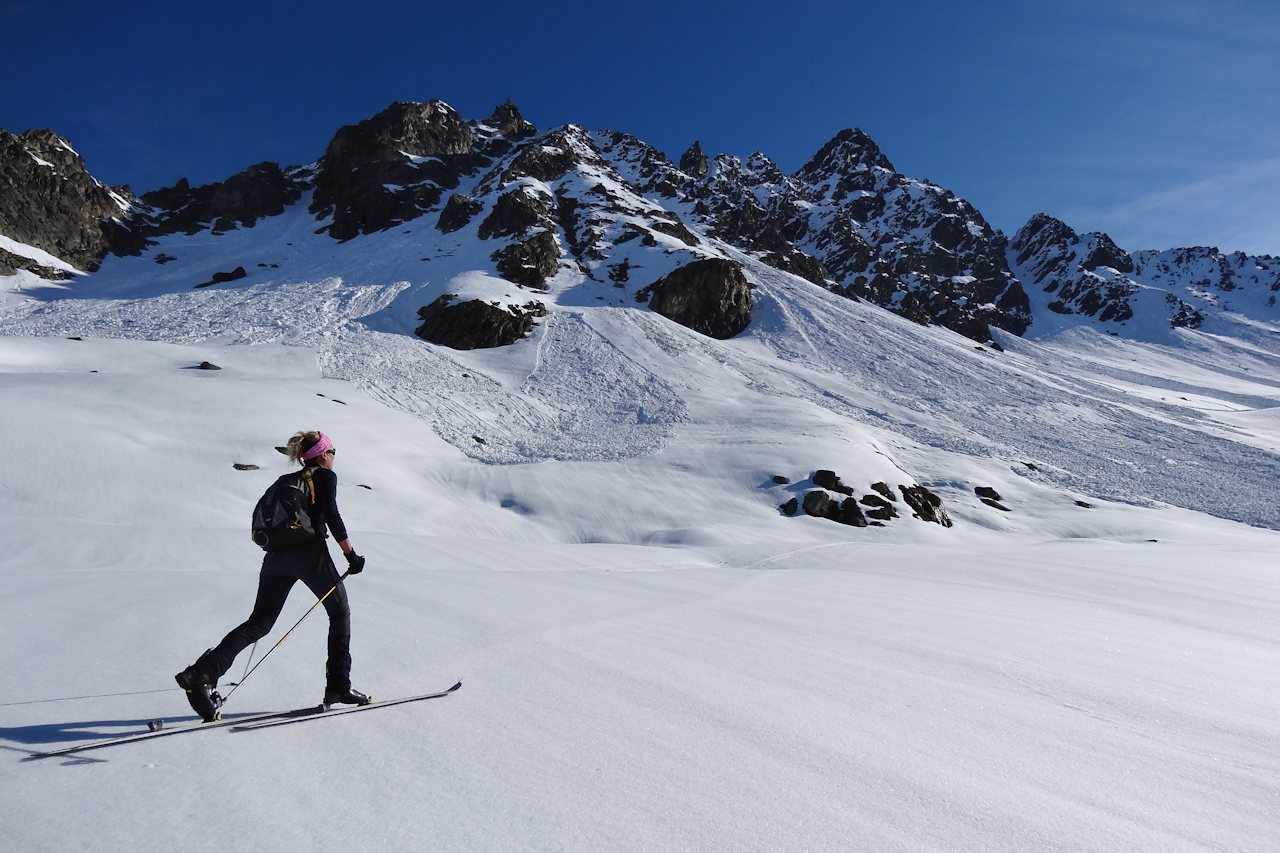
[797,128,895,179]
[486,101,537,139]
[329,100,474,160]
[679,141,709,178]
[0,127,143,273]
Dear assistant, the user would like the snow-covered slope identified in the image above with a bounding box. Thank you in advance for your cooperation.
[0,327,1277,851]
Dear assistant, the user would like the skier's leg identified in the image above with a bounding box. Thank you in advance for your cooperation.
[299,556,360,702]
[195,574,298,684]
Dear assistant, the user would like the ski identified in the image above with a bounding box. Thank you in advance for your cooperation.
[22,704,319,761]
[231,681,462,731]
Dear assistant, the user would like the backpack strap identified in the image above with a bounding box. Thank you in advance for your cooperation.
[301,467,317,505]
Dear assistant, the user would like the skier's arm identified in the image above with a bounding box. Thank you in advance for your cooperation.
[312,468,349,543]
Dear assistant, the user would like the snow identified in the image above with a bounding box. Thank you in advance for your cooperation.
[0,233,83,275]
[1,215,1279,850]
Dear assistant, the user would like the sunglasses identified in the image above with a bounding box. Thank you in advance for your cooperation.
[325,448,337,456]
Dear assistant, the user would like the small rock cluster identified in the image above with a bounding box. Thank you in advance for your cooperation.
[776,469,952,528]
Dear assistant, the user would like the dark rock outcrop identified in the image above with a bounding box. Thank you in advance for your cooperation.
[975,486,1010,511]
[859,494,898,520]
[479,189,547,239]
[195,266,247,288]
[437,194,484,234]
[802,490,832,518]
[492,230,560,289]
[0,246,69,279]
[485,101,537,141]
[899,485,953,527]
[0,128,146,272]
[637,258,752,339]
[813,469,854,495]
[414,294,547,349]
[835,497,869,527]
[679,141,709,178]
[311,101,484,241]
[1080,232,1134,273]
[141,162,305,236]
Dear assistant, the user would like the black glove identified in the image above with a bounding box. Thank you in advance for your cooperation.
[344,551,366,574]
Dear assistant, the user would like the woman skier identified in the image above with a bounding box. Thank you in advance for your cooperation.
[175,430,369,721]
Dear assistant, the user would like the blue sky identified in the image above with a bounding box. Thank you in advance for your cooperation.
[3,0,1277,255]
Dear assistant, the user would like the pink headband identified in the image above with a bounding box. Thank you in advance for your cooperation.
[300,432,333,461]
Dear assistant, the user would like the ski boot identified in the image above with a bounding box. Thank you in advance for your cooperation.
[175,650,223,723]
[322,686,371,711]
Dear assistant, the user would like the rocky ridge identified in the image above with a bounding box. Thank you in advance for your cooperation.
[3,100,1277,346]
[0,129,147,274]
[1008,213,1280,334]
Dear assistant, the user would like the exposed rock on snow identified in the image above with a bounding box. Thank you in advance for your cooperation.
[859,493,898,520]
[900,485,953,527]
[195,266,247,288]
[491,230,560,290]
[478,188,549,239]
[414,294,547,349]
[436,193,484,234]
[813,469,854,495]
[801,489,832,518]
[975,486,1010,511]
[791,471,942,529]
[139,162,307,237]
[637,258,752,339]
[484,100,537,142]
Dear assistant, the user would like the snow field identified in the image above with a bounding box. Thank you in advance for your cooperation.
[1,334,1277,851]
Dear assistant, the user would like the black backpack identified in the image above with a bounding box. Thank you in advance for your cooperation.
[251,468,318,551]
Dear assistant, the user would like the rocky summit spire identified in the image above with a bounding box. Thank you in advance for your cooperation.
[679,141,709,178]
[796,128,895,180]
[487,101,536,140]
[311,100,479,241]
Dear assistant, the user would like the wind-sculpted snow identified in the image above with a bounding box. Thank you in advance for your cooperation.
[738,262,1280,529]
[1,225,1277,526]
[314,312,686,464]
[0,277,687,465]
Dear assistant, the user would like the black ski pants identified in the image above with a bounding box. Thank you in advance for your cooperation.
[204,544,352,692]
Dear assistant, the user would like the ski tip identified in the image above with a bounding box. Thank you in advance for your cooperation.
[450,679,462,692]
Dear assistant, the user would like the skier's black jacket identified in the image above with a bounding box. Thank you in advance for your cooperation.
[262,466,348,578]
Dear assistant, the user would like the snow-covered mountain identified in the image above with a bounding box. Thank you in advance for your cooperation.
[2,99,1280,850]
[1009,212,1280,340]
[5,99,1274,346]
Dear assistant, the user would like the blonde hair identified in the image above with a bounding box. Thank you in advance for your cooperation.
[285,430,324,465]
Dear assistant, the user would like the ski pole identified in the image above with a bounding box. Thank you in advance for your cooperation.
[220,570,350,705]
[235,641,259,685]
